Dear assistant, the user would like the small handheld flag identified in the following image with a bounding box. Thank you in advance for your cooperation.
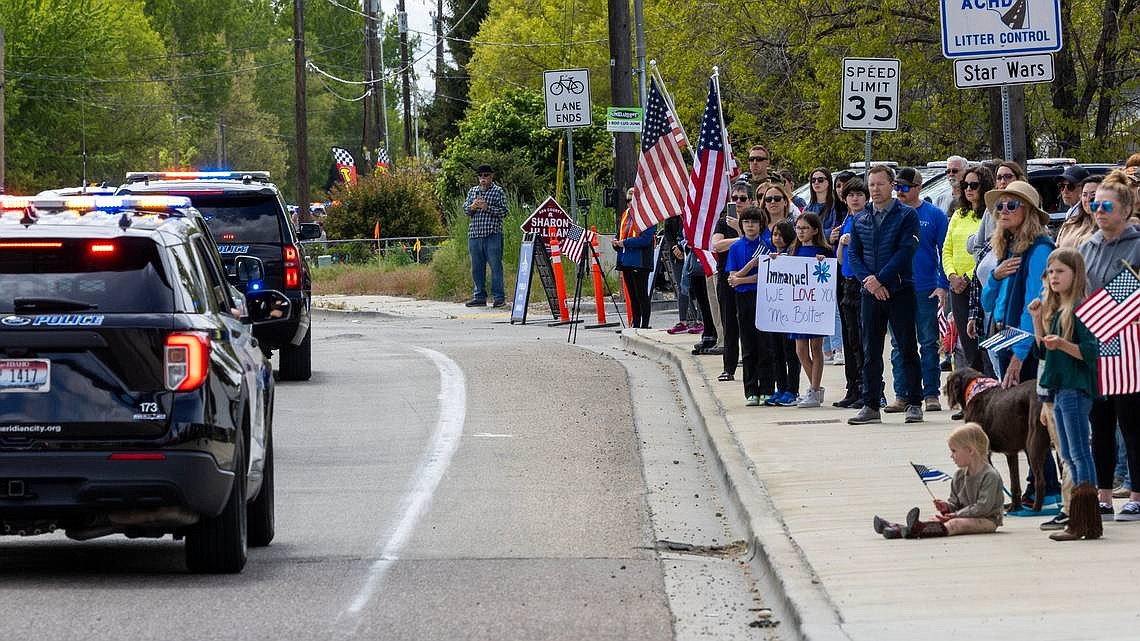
[910,462,951,501]
[978,326,1032,352]
[1075,267,1140,342]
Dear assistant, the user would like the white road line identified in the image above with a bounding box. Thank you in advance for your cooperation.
[338,346,466,628]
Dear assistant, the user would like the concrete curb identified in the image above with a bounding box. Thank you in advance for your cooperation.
[620,329,850,641]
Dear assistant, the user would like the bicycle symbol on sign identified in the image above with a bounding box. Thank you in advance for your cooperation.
[548,74,585,96]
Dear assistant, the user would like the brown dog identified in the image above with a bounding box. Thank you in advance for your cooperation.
[944,367,1050,513]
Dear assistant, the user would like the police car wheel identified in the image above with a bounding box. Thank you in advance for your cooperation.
[185,435,248,574]
[278,327,311,381]
[247,426,275,547]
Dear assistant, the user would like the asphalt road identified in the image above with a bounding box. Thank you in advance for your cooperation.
[0,310,769,640]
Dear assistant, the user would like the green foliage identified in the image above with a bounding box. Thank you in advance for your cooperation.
[436,89,611,201]
[323,169,445,240]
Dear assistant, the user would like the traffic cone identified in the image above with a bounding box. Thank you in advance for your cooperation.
[590,226,606,324]
[548,226,570,322]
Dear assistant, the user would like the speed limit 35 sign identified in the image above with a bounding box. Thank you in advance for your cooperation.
[840,58,900,131]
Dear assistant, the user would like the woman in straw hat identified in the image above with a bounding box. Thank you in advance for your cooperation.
[980,180,1056,390]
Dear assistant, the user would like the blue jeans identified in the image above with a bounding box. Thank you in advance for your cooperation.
[889,289,941,399]
[468,233,504,302]
[861,287,922,407]
[1115,424,1131,488]
[1054,389,1096,486]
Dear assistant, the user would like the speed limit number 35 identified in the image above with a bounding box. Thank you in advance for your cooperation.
[841,58,900,131]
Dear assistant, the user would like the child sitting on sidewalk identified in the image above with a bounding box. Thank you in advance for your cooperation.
[874,423,1004,538]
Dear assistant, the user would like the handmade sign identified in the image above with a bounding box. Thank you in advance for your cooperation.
[755,256,838,335]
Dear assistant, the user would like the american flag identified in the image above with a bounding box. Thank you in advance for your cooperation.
[374,147,390,174]
[1075,267,1140,342]
[684,78,730,277]
[630,78,688,235]
[561,224,595,264]
[979,326,1033,352]
[911,462,952,483]
[666,110,687,149]
[331,146,357,184]
[1098,323,1140,396]
[752,242,771,259]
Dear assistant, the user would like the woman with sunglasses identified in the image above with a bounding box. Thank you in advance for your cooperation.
[1056,177,1101,249]
[804,167,844,366]
[1079,169,1140,520]
[943,165,993,372]
[980,180,1054,389]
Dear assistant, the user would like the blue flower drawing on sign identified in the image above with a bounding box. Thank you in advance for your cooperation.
[813,261,831,284]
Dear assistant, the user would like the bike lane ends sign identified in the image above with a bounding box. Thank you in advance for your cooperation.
[544,69,592,129]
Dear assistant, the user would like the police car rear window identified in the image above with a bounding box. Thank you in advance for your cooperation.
[0,237,173,313]
[192,195,283,244]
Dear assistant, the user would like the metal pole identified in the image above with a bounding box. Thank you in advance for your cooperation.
[567,129,578,223]
[633,0,647,108]
[1000,84,1013,160]
[397,0,413,158]
[378,11,390,157]
[864,130,872,180]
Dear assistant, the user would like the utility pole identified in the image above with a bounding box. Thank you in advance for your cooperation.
[362,0,376,161]
[397,0,413,159]
[434,0,444,82]
[293,0,311,221]
[632,0,646,107]
[217,116,226,167]
[0,28,6,193]
[606,0,636,201]
[363,0,382,164]
[378,13,390,159]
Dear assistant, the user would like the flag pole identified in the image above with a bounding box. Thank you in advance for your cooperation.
[1122,258,1140,279]
[648,61,694,164]
[710,67,735,193]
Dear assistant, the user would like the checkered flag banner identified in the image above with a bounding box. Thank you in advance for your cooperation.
[1076,266,1140,342]
[561,224,596,264]
[374,147,390,174]
[331,146,357,185]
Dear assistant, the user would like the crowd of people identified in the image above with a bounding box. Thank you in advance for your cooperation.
[619,148,1140,541]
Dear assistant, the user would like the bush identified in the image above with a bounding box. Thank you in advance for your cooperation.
[323,168,444,240]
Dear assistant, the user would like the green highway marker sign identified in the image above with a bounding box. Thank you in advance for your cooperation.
[606,107,643,133]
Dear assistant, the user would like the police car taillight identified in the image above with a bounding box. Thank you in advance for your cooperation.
[283,245,300,289]
[164,333,210,391]
[0,241,63,249]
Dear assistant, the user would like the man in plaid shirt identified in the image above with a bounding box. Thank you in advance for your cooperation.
[464,164,509,307]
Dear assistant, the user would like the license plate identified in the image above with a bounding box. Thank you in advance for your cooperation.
[0,359,50,393]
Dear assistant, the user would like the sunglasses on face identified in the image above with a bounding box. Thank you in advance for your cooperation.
[994,199,1022,213]
[1090,200,1115,213]
[962,181,981,190]
[478,173,492,178]
[748,156,769,162]
[894,183,913,193]
[996,173,1016,182]
[1059,182,1077,191]
[764,195,784,203]
[946,168,962,175]
[810,176,829,184]
[731,195,750,202]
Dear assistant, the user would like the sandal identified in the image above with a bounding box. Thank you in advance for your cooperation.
[717,372,734,381]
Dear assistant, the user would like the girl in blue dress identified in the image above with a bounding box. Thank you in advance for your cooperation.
[782,213,834,408]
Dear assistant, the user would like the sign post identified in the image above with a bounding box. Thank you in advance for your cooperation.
[841,58,900,177]
[940,0,1062,162]
[544,69,592,224]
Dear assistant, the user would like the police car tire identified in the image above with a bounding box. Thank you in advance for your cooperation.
[247,426,275,548]
[185,436,249,574]
[278,327,311,381]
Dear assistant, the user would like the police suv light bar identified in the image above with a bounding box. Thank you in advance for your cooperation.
[1,195,192,214]
[124,171,271,183]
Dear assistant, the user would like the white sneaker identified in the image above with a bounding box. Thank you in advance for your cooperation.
[832,351,844,365]
[797,388,821,408]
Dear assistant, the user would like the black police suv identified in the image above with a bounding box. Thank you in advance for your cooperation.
[118,172,319,380]
[0,195,279,573]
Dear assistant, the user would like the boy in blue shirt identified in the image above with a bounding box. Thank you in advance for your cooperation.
[726,206,775,406]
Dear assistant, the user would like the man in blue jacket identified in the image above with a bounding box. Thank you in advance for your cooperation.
[884,167,949,414]
[848,165,924,425]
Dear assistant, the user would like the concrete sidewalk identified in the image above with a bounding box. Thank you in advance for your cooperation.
[621,328,1140,641]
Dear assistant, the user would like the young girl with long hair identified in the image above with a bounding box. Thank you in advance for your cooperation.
[1028,248,1101,541]
[781,213,833,408]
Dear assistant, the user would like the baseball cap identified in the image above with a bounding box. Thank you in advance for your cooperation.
[1058,165,1089,185]
[895,167,921,186]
